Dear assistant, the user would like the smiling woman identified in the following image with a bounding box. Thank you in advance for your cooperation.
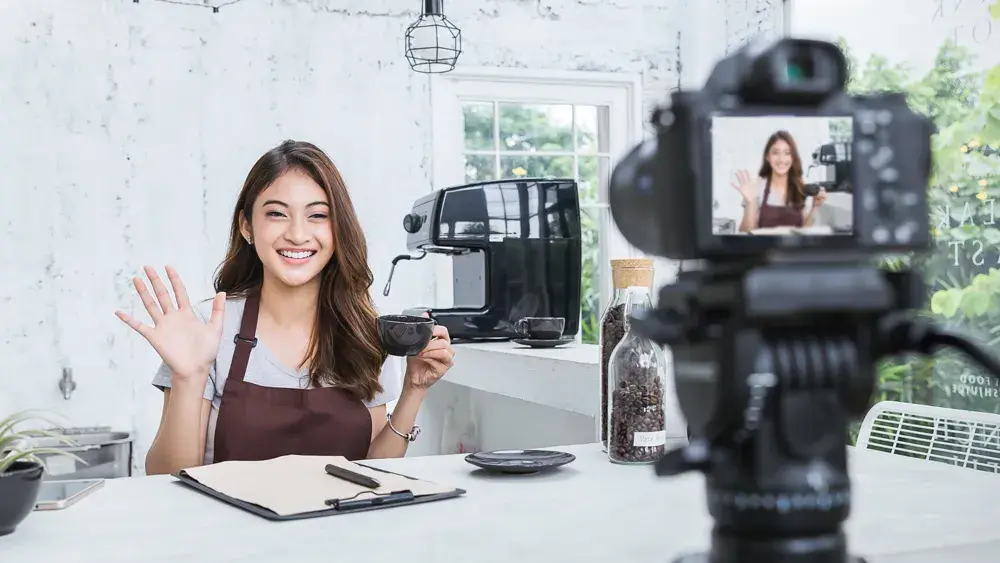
[735,129,828,232]
[114,140,457,475]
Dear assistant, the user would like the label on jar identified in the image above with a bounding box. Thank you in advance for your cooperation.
[633,430,666,447]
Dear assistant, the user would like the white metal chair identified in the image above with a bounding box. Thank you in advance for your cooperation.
[855,400,1000,474]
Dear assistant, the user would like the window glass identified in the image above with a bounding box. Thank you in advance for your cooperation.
[792,1,1000,433]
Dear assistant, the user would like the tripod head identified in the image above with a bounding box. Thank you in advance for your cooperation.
[633,258,904,563]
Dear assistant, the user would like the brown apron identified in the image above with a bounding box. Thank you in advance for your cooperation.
[757,181,804,229]
[212,290,373,463]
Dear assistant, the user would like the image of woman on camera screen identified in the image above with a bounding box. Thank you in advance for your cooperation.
[733,130,827,233]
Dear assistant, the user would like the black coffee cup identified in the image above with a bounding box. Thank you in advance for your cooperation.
[378,315,436,356]
[514,317,565,340]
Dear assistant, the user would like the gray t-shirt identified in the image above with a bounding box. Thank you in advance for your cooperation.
[151,296,403,464]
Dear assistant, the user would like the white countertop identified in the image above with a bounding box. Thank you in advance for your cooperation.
[446,340,601,416]
[444,340,686,437]
[6,443,1000,563]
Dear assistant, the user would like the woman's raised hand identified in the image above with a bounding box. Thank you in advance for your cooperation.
[115,266,226,385]
[813,186,828,207]
[731,169,758,203]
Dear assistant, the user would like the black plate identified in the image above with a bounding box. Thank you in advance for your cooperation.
[464,449,576,474]
[512,337,573,349]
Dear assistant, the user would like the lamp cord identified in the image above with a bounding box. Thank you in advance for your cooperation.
[132,0,247,12]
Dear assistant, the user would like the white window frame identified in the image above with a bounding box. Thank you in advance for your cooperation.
[429,67,645,332]
[782,0,793,35]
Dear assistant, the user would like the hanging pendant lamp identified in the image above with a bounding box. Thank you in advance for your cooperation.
[404,0,462,74]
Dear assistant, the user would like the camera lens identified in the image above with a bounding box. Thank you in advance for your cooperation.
[609,138,665,256]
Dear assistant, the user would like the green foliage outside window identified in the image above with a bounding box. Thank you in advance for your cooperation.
[839,2,1000,442]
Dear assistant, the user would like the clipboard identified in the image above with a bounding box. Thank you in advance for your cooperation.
[171,455,466,521]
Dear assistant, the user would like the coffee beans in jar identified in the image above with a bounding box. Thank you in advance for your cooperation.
[600,303,626,446]
[609,368,666,464]
[600,258,654,451]
[605,282,667,465]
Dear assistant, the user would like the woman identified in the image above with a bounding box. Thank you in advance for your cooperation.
[733,130,827,232]
[115,140,455,476]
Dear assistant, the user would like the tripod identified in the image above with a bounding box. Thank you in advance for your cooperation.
[634,262,1000,563]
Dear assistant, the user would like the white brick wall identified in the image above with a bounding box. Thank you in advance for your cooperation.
[0,0,783,471]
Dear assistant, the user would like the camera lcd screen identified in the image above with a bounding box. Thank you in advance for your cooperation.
[711,115,854,237]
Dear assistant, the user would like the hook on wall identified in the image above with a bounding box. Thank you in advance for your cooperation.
[59,367,77,401]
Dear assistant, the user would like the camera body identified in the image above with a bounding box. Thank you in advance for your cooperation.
[610,38,934,261]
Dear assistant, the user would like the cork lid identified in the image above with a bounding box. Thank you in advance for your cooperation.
[610,258,653,270]
[610,258,654,289]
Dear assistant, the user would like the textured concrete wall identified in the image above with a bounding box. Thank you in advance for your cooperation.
[0,0,783,472]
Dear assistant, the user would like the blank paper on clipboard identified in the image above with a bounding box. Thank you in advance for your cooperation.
[176,455,461,519]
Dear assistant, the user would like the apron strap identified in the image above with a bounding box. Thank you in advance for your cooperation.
[227,290,261,382]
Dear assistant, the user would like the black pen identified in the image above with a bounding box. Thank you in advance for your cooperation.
[326,490,415,510]
[325,463,381,489]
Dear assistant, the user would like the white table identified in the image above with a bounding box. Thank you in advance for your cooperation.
[5,443,1000,562]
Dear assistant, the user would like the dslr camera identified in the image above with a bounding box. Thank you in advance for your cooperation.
[607,38,950,563]
[612,38,932,256]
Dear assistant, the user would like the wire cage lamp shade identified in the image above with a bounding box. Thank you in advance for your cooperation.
[405,0,462,74]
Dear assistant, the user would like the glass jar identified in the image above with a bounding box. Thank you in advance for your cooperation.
[606,284,668,464]
[599,258,654,452]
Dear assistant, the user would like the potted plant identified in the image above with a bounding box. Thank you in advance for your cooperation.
[0,410,83,536]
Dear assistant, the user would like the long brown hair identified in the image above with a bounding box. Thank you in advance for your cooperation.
[758,130,806,209]
[214,140,386,402]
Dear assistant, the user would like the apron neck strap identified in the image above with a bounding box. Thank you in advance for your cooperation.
[227,289,261,382]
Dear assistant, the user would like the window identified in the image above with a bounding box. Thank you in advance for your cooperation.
[430,69,643,344]
[789,1,1000,424]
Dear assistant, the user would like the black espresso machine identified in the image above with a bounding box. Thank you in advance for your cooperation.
[383,178,582,341]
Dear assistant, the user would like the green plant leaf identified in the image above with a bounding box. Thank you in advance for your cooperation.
[960,287,993,317]
[991,0,1000,21]
[949,226,977,241]
[930,288,963,317]
[0,436,26,456]
[982,228,1000,244]
[0,409,66,439]
[0,429,76,456]
[984,113,1000,146]
[0,409,88,475]
[986,65,1000,97]
[967,158,996,178]
[971,273,994,291]
[0,447,84,474]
